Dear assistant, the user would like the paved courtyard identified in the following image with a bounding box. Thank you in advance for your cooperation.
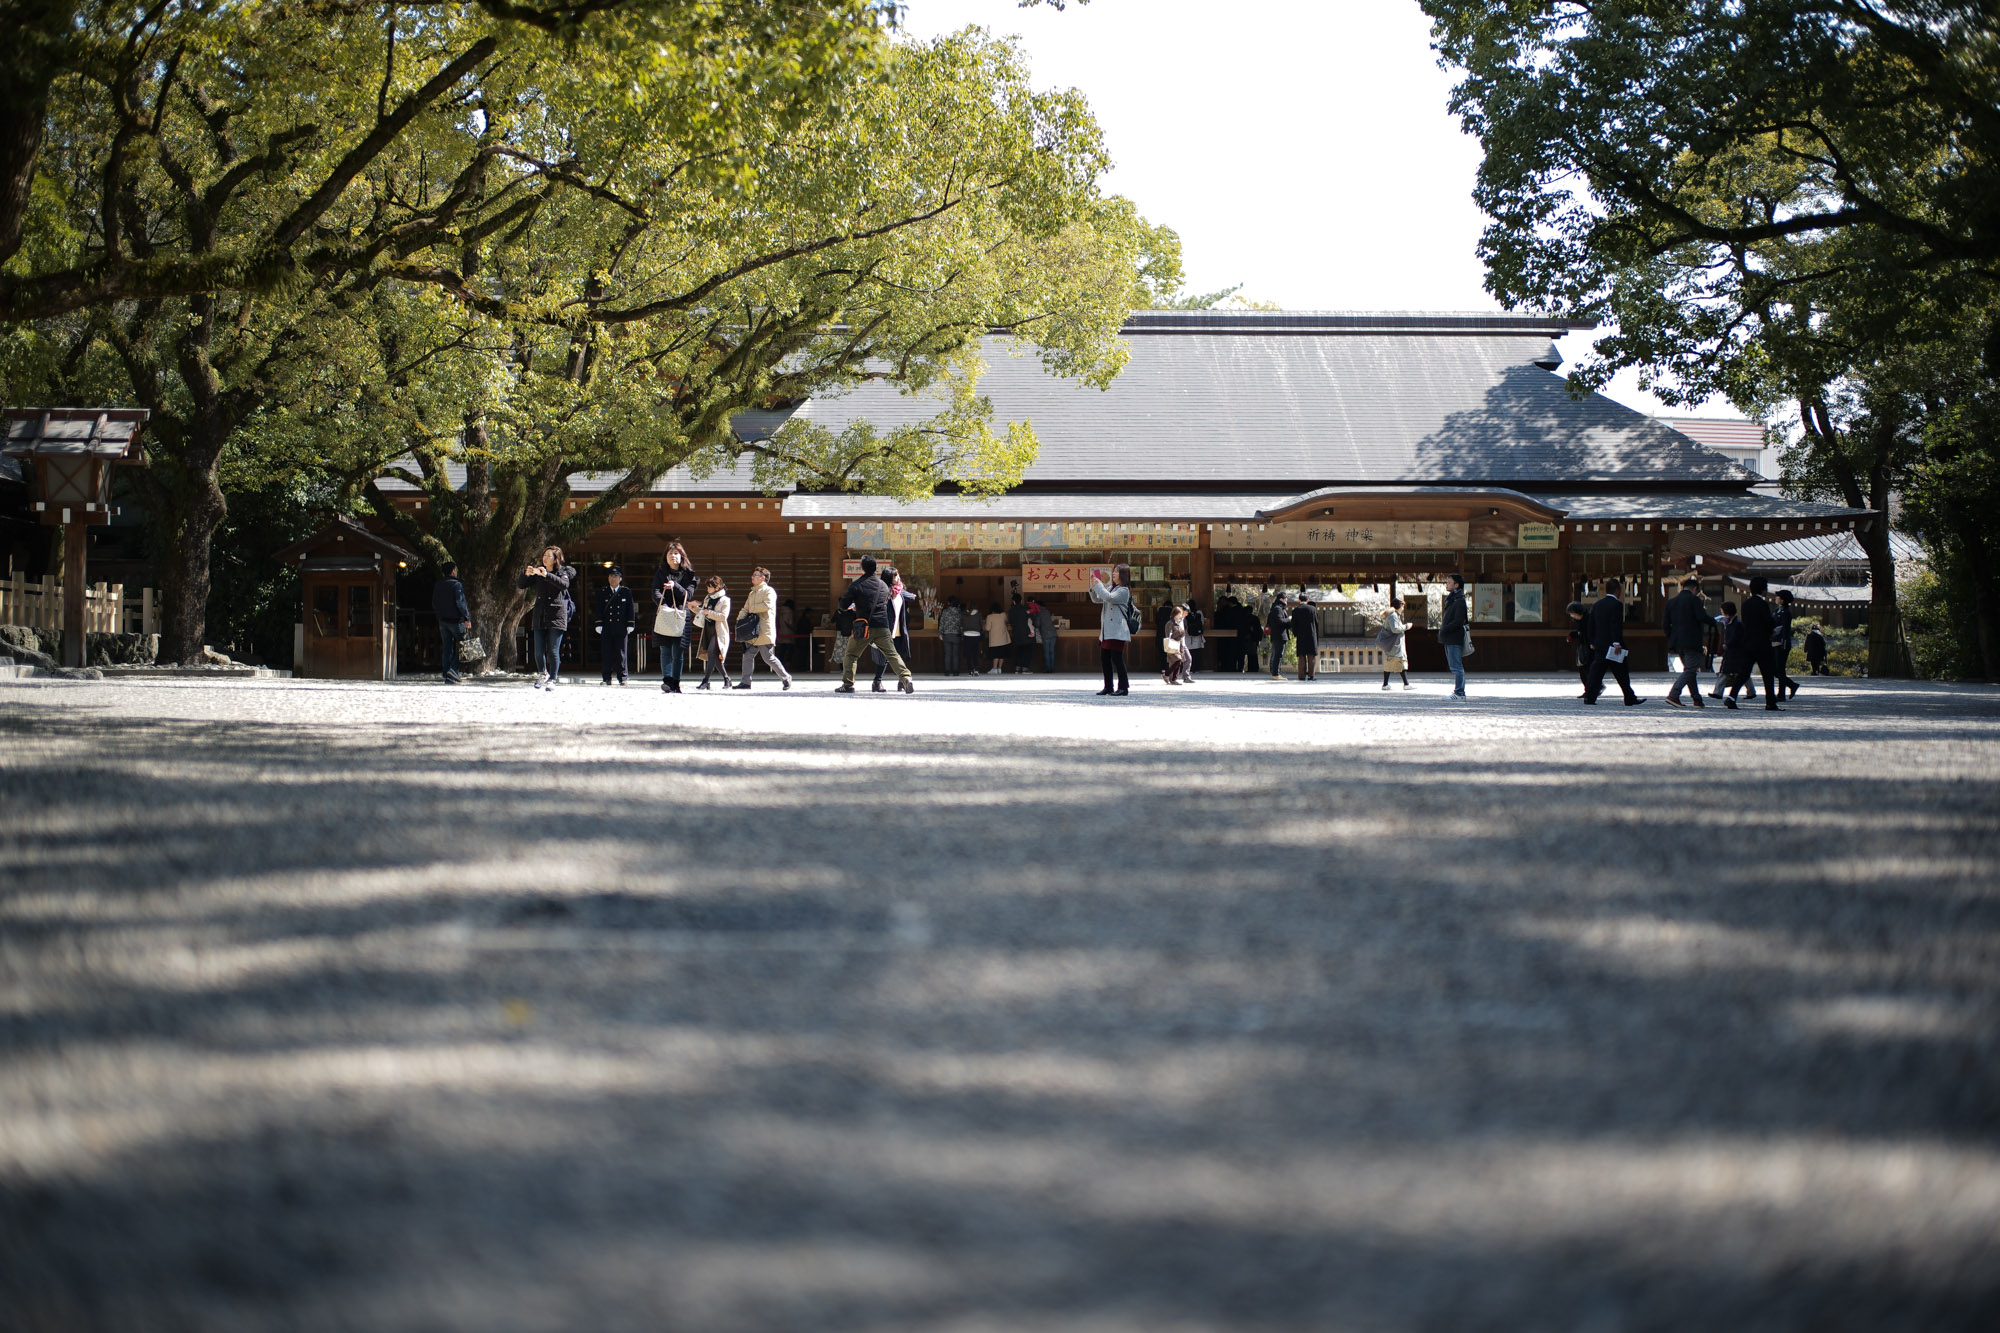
[2,671,1998,1331]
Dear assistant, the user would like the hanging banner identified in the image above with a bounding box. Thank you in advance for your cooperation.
[846,521,1021,551]
[1215,520,1468,551]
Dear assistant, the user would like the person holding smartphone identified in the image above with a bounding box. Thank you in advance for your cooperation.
[1089,565,1134,697]
[516,545,573,690]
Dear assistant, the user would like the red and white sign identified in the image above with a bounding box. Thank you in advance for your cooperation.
[1022,563,1109,595]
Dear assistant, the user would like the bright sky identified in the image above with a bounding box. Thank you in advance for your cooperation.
[899,0,1729,418]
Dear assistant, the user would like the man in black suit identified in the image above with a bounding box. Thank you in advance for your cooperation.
[1660,579,1709,708]
[1582,579,1644,705]
[1732,576,1782,711]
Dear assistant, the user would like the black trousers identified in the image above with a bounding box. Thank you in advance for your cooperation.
[1100,643,1129,693]
[600,630,628,682]
[1584,649,1637,702]
[1267,630,1288,675]
[1728,649,1779,706]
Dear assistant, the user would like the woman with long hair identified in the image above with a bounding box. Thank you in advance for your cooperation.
[696,574,733,690]
[516,544,574,690]
[1088,564,1134,697]
[652,538,696,694]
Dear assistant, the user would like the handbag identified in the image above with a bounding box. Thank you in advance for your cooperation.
[653,605,685,636]
[456,636,485,664]
[1462,627,1476,656]
[733,612,760,641]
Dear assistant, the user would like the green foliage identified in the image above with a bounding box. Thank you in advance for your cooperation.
[1901,566,1983,680]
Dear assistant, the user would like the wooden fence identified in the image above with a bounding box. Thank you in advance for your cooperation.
[0,573,157,636]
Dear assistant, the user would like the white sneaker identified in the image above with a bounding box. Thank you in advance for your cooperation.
[532,675,546,690]
[1382,682,1391,690]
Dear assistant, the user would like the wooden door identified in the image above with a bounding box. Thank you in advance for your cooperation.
[304,577,383,679]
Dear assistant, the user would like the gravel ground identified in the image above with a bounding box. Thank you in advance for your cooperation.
[2,671,1998,1332]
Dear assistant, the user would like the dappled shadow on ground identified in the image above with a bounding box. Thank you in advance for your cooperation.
[1,696,1997,1332]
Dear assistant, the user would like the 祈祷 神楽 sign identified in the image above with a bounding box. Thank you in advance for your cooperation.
[1215,520,1469,551]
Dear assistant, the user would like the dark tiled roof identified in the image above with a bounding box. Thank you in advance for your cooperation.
[1531,491,1868,522]
[794,317,1748,486]
[783,493,1287,522]
[1727,531,1923,563]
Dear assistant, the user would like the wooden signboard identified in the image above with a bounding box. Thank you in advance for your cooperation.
[1215,520,1468,551]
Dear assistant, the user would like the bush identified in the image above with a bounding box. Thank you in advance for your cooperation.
[1901,566,1983,680]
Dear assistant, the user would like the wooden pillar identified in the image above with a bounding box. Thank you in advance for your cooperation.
[1193,525,1215,609]
[826,524,846,606]
[62,521,87,667]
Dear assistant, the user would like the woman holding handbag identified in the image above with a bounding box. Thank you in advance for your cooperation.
[733,566,792,690]
[696,575,733,690]
[1160,605,1191,684]
[652,539,696,694]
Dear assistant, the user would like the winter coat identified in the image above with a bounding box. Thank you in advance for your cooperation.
[1009,603,1032,645]
[1290,602,1320,651]
[1737,594,1775,653]
[1721,617,1754,674]
[938,604,963,638]
[1380,610,1408,663]
[699,592,732,657]
[839,574,892,630]
[431,576,469,625]
[1772,603,1795,652]
[595,584,637,635]
[1587,594,1626,652]
[984,611,1010,647]
[1033,603,1056,645]
[1088,578,1133,642]
[1436,587,1469,645]
[1804,628,1828,661]
[738,581,778,646]
[1661,588,1709,654]
[517,565,574,632]
[652,560,696,613]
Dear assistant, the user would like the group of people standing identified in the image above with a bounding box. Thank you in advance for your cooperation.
[440,544,1827,709]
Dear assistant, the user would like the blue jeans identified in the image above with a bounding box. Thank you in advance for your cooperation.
[1042,637,1057,672]
[532,628,563,681]
[662,627,688,681]
[440,622,467,680]
[1443,643,1466,694]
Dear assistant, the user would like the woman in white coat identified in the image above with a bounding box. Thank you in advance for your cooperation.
[696,574,732,690]
[733,566,792,690]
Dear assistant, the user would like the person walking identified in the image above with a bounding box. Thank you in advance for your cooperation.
[1007,593,1033,674]
[1717,601,1756,709]
[1089,565,1135,696]
[1182,601,1205,678]
[937,597,964,676]
[695,574,733,690]
[870,571,917,692]
[1804,624,1829,675]
[1660,578,1708,708]
[1772,588,1800,700]
[1160,605,1191,684]
[1582,579,1644,706]
[983,602,1010,674]
[516,545,574,690]
[1734,576,1782,710]
[1265,593,1292,678]
[1377,596,1411,689]
[594,565,637,685]
[1438,574,1470,700]
[652,539,697,694]
[432,561,471,684]
[1290,594,1320,680]
[1708,607,1757,702]
[835,555,914,693]
[733,565,792,690]
[1566,600,1592,697]
[1032,598,1058,673]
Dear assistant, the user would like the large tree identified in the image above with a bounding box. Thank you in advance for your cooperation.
[349,29,1175,669]
[1422,0,2000,676]
[4,1,893,660]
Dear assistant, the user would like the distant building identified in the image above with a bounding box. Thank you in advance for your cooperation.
[1663,417,1776,477]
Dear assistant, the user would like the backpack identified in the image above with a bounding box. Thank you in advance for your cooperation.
[1120,599,1142,634]
[1373,621,1394,650]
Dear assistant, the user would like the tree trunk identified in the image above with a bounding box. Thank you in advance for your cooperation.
[1857,517,1910,677]
[156,472,227,665]
[459,568,529,673]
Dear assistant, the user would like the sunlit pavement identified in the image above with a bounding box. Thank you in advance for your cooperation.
[3,674,1998,1330]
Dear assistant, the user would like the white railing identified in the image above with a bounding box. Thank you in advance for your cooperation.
[0,573,157,636]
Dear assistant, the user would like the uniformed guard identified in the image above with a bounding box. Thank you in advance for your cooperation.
[594,565,637,685]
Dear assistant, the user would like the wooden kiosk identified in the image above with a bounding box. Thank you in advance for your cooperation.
[275,518,416,679]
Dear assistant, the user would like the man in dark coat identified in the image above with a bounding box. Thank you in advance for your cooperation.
[835,555,913,694]
[1582,579,1644,705]
[1804,625,1829,675]
[1661,579,1709,708]
[594,565,637,685]
[431,562,471,684]
[1289,596,1320,680]
[1437,574,1470,698]
[1772,587,1800,700]
[1008,593,1033,674]
[1265,593,1292,678]
[1730,577,1782,710]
